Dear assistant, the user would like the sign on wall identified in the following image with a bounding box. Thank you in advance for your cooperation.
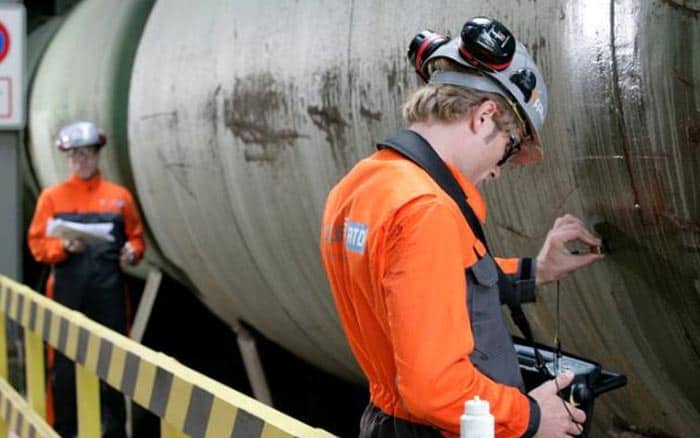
[0,4,24,130]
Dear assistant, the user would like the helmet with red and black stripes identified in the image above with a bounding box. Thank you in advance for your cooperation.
[408,17,548,163]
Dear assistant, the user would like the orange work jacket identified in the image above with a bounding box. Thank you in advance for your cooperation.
[321,149,536,437]
[28,172,145,428]
[28,173,145,288]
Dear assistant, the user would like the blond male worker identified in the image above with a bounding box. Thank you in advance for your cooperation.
[321,18,603,438]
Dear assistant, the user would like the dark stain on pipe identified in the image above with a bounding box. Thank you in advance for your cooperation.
[661,212,700,233]
[308,69,353,170]
[140,110,179,123]
[689,125,700,147]
[595,221,700,407]
[528,36,547,63]
[308,70,349,146]
[494,221,536,240]
[307,105,348,141]
[673,67,695,88]
[387,63,398,89]
[359,105,382,122]
[157,149,195,198]
[659,0,700,17]
[223,74,304,163]
[609,1,644,215]
[202,84,222,133]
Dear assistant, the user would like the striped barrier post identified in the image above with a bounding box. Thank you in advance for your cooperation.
[75,362,100,438]
[0,377,59,438]
[0,275,337,438]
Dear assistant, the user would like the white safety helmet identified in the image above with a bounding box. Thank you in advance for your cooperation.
[55,121,107,151]
[408,17,548,164]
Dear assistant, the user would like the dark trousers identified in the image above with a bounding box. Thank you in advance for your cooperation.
[51,258,127,438]
[359,404,442,438]
[52,351,126,438]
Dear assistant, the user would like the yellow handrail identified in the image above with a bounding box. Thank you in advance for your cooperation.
[0,274,337,438]
[0,374,59,437]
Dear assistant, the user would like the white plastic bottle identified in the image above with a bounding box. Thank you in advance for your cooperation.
[460,396,494,438]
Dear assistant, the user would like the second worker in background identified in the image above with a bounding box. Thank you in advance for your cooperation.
[28,121,145,438]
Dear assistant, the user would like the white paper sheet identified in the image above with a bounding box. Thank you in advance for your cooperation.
[46,218,115,243]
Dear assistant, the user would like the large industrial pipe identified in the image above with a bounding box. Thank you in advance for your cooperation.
[27,0,699,435]
[26,0,187,280]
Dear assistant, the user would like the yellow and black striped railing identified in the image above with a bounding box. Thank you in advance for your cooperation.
[0,377,58,438]
[0,275,336,438]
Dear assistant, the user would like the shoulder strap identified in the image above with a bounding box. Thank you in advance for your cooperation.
[378,129,539,347]
[377,129,490,252]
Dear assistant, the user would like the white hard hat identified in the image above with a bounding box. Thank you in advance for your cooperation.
[408,17,548,164]
[55,121,107,150]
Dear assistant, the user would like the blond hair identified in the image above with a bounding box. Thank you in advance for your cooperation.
[402,59,519,135]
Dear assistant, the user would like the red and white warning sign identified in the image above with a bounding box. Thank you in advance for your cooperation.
[0,4,24,129]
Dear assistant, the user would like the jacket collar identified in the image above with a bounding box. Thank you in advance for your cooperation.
[444,162,487,224]
[68,172,102,191]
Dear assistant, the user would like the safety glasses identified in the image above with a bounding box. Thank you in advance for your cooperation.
[497,134,521,167]
[494,99,527,167]
[66,147,98,158]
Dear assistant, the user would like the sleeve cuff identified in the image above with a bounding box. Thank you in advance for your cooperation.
[514,258,537,303]
[53,239,69,263]
[521,394,541,438]
[127,239,145,259]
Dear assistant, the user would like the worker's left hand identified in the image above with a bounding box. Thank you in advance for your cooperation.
[120,242,138,266]
[536,214,603,285]
[530,371,587,436]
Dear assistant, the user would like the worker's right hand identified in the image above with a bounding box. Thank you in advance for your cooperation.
[529,371,586,437]
[535,214,603,285]
[63,238,86,254]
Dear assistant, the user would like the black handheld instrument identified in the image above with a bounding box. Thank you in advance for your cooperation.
[515,337,627,436]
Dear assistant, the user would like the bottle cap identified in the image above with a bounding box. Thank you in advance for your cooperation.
[465,396,490,415]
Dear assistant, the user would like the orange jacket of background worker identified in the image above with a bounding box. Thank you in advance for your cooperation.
[321,18,604,438]
[27,121,144,438]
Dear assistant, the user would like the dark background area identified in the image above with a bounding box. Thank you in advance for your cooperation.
[127,274,368,437]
